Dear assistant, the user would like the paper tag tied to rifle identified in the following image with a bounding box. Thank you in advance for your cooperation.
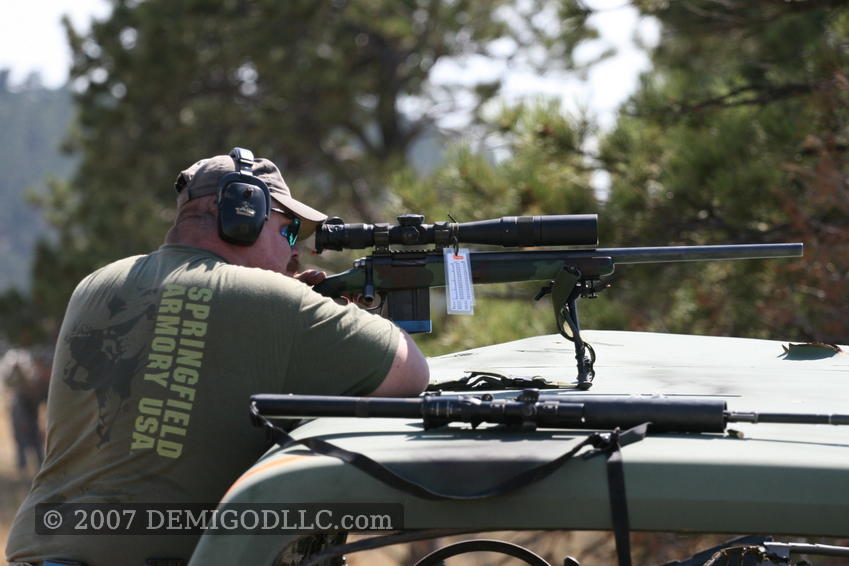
[444,248,475,315]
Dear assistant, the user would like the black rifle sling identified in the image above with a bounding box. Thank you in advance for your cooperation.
[249,405,646,566]
[600,425,647,566]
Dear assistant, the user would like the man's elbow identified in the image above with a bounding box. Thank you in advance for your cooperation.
[370,332,429,397]
[402,353,430,395]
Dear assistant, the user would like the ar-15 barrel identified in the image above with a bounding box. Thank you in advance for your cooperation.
[251,392,849,434]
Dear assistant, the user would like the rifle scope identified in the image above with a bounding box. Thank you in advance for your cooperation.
[314,214,598,252]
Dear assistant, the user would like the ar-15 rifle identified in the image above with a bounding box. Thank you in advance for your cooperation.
[312,214,803,389]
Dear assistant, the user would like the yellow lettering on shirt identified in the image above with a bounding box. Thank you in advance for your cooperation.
[184,303,210,320]
[131,431,155,450]
[144,372,169,388]
[187,286,213,302]
[147,353,173,370]
[172,366,198,385]
[130,285,213,459]
[134,415,159,435]
[164,284,186,298]
[155,315,180,336]
[138,397,163,416]
[156,439,183,458]
[181,320,207,338]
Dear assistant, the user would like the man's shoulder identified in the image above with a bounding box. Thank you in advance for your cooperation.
[153,245,300,289]
[212,264,309,304]
[75,247,310,305]
[76,253,150,287]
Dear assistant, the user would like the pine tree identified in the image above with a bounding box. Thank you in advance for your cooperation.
[598,0,849,343]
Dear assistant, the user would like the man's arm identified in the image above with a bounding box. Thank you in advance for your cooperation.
[369,330,429,397]
[292,271,428,396]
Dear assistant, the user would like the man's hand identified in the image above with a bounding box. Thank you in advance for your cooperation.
[294,269,327,286]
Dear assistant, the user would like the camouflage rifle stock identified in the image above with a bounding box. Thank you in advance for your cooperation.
[312,214,803,389]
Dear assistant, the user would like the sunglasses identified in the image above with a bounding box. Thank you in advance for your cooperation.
[271,208,300,247]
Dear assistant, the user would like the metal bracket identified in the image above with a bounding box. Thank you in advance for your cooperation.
[373,223,390,253]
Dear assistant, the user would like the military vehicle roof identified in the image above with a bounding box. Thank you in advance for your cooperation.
[188,331,849,566]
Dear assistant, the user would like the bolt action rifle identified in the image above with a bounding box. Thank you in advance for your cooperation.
[248,391,849,565]
[251,390,849,433]
[312,214,803,389]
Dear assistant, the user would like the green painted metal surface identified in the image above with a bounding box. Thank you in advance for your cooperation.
[188,331,849,565]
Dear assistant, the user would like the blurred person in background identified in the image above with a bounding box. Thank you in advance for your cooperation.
[1,340,48,478]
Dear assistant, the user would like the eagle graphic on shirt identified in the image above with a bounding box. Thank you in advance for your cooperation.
[62,290,157,446]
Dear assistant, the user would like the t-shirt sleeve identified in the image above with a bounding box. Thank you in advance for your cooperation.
[286,285,401,395]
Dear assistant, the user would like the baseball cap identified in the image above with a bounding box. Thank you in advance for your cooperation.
[174,154,327,239]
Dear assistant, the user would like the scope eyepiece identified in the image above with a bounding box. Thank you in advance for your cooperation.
[314,214,598,252]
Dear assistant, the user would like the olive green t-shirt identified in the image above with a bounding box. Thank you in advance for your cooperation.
[7,245,400,565]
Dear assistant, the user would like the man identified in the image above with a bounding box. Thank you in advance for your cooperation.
[1,346,47,477]
[7,149,429,566]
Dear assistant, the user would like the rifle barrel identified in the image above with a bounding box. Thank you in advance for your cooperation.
[600,243,803,264]
[727,411,849,425]
[252,394,425,419]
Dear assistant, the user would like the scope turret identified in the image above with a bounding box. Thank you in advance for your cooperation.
[314,214,598,253]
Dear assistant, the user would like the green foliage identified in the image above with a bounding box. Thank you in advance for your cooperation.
[0,288,50,345]
[389,100,598,222]
[599,0,849,343]
[393,101,601,353]
[413,281,629,357]
[414,286,557,357]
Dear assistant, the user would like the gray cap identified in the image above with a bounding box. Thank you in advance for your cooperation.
[174,154,327,238]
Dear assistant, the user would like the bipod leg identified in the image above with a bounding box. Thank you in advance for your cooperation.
[549,266,595,390]
[562,289,595,390]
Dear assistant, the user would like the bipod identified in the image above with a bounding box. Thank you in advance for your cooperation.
[537,266,596,390]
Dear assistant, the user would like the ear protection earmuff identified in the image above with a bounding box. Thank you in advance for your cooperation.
[217,147,270,245]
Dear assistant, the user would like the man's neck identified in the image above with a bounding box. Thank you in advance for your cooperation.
[166,232,242,266]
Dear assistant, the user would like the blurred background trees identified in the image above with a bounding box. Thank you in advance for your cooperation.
[0,73,75,343]
[1,0,847,351]
[599,0,849,344]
